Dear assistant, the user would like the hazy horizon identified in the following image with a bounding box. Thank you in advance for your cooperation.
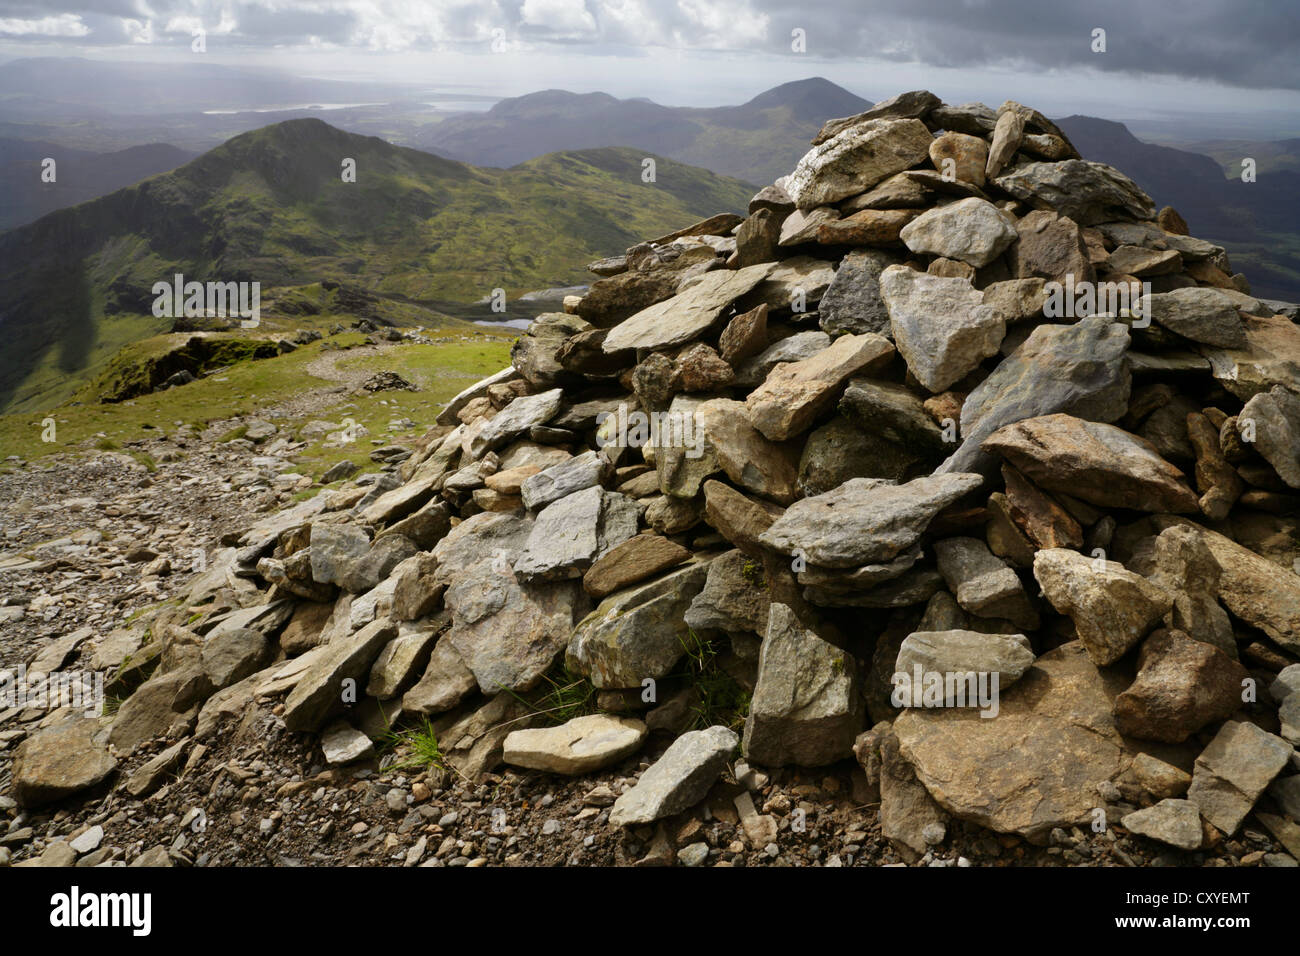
[1,1,1298,141]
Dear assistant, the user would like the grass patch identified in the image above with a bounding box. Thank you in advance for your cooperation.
[0,333,512,464]
[381,716,447,773]
[676,629,751,733]
[129,451,158,473]
[503,663,598,726]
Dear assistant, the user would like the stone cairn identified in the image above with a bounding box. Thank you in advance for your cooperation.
[16,90,1300,860]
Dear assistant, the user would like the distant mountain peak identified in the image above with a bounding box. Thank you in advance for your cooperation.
[742,77,871,118]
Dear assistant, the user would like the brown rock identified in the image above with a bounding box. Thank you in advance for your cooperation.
[1001,463,1083,550]
[583,534,691,599]
[1105,245,1183,277]
[985,110,1025,179]
[895,642,1129,841]
[817,209,918,246]
[703,480,785,557]
[928,131,989,187]
[718,303,768,366]
[927,258,976,280]
[674,343,735,392]
[1113,629,1249,743]
[279,600,334,655]
[484,465,541,495]
[984,414,1200,514]
[1157,206,1189,235]
[1187,411,1243,520]
[1006,210,1094,285]
[745,332,895,441]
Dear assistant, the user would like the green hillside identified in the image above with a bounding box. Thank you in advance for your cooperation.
[0,118,754,414]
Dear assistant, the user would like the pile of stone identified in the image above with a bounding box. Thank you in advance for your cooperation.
[16,90,1300,863]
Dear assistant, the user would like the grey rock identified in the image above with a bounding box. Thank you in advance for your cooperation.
[282,618,396,732]
[609,725,739,826]
[932,537,1038,628]
[11,718,117,808]
[880,265,1005,393]
[1239,386,1300,489]
[200,627,271,690]
[936,316,1131,477]
[444,560,585,694]
[320,721,376,765]
[123,740,187,798]
[432,510,533,585]
[993,160,1156,225]
[733,330,831,388]
[1146,288,1248,349]
[760,472,982,568]
[520,450,610,510]
[880,727,949,861]
[513,486,639,582]
[684,549,770,635]
[743,604,863,767]
[1033,548,1172,666]
[603,264,773,353]
[470,389,564,458]
[567,560,710,688]
[366,622,440,699]
[899,197,1018,268]
[1121,799,1203,850]
[503,714,646,774]
[1186,720,1292,834]
[894,630,1035,695]
[812,91,940,143]
[402,633,477,716]
[817,249,901,337]
[838,378,947,456]
[931,101,998,135]
[786,118,934,209]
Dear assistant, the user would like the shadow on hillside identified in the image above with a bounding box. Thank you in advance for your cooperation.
[0,259,95,413]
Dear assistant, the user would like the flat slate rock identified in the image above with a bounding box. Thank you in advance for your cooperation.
[602,264,774,353]
[503,714,647,775]
[609,725,739,826]
[760,473,982,568]
[894,642,1131,841]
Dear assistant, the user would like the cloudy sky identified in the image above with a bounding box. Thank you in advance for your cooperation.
[1,1,1297,128]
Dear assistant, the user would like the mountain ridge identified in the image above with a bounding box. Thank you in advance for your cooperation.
[0,117,754,415]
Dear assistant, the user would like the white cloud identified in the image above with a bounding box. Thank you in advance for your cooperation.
[0,13,91,37]
[675,0,769,48]
[521,0,598,36]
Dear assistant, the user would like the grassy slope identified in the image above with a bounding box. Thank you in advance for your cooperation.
[0,119,754,416]
[0,329,513,472]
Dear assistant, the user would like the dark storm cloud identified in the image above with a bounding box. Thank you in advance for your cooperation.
[1,0,1296,89]
[745,0,1300,89]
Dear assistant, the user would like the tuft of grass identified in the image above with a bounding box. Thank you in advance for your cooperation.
[676,629,751,733]
[129,451,158,473]
[94,437,119,451]
[216,424,248,443]
[501,663,597,726]
[382,716,446,773]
